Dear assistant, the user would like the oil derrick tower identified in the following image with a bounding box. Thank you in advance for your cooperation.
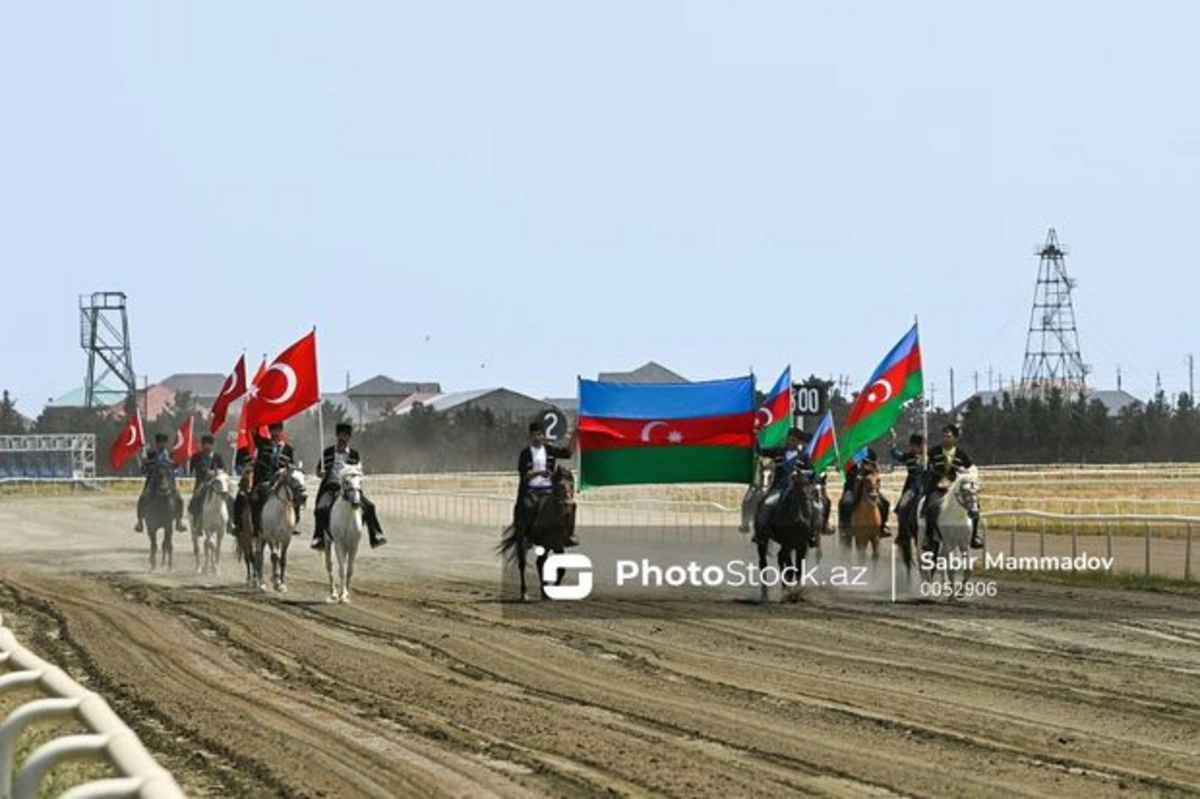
[80,292,137,411]
[1019,228,1089,396]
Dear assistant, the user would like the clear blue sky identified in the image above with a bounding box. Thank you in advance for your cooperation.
[2,2,1197,417]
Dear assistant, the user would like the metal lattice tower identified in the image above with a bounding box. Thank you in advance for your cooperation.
[79,292,137,410]
[1019,228,1089,395]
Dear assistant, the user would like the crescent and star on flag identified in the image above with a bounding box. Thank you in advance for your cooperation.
[639,421,685,444]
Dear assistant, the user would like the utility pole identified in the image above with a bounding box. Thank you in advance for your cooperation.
[949,368,956,410]
[974,371,980,393]
[929,382,938,411]
[1117,365,1122,392]
[1189,354,1195,400]
[987,366,994,391]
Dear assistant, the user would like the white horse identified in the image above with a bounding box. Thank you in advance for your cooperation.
[325,464,365,604]
[191,470,233,576]
[261,467,304,593]
[918,465,981,595]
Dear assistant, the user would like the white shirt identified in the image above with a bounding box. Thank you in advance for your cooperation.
[330,447,351,480]
[528,445,552,489]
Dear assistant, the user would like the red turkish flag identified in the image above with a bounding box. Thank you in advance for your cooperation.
[172,416,198,467]
[110,411,145,471]
[237,358,268,455]
[209,354,248,434]
[241,330,320,431]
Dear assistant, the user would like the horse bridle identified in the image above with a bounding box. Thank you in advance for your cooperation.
[954,478,979,512]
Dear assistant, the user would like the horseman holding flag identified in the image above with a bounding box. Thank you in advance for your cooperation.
[135,432,186,534]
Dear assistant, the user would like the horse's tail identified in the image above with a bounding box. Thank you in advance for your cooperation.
[497,524,522,562]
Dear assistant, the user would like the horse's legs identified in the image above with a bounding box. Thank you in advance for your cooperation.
[535,549,550,600]
[192,520,202,573]
[278,543,289,593]
[164,528,174,572]
[343,546,355,603]
[148,531,157,572]
[515,534,529,602]
[325,537,337,602]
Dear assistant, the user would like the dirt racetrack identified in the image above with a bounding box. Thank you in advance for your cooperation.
[1,495,1199,798]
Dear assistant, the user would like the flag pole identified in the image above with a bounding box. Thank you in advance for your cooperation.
[575,375,583,491]
[830,413,843,472]
[916,314,928,465]
[314,326,324,473]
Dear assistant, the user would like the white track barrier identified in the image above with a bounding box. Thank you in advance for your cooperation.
[0,614,185,799]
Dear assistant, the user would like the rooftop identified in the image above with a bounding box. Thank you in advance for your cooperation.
[597,361,688,384]
[345,375,442,397]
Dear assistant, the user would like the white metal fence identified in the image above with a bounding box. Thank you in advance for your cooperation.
[0,614,185,799]
[3,473,1198,580]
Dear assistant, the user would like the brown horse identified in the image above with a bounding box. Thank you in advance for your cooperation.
[233,471,266,590]
[849,463,883,564]
[499,466,577,601]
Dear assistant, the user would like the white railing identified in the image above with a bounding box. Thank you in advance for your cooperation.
[981,509,1197,580]
[0,614,185,799]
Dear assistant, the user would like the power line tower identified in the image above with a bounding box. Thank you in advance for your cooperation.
[1019,228,1089,396]
[79,292,137,411]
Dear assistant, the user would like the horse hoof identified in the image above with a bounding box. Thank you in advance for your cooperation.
[519,593,529,603]
[339,595,349,604]
[279,584,288,594]
[326,595,338,604]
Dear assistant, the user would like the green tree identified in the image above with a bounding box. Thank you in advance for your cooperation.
[0,391,26,434]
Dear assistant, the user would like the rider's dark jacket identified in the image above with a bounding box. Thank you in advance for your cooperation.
[251,433,295,489]
[187,451,226,491]
[517,443,572,499]
[760,446,812,488]
[889,446,926,495]
[924,444,973,493]
[318,445,361,491]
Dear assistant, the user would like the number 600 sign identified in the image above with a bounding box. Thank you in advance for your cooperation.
[791,384,827,418]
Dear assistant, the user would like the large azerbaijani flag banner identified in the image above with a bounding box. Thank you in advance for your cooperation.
[756,366,791,449]
[839,323,923,458]
[578,375,757,489]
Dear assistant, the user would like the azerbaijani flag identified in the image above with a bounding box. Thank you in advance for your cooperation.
[807,410,838,474]
[756,366,791,449]
[578,376,756,488]
[839,324,923,458]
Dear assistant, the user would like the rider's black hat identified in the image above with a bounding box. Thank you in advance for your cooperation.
[335,422,353,436]
[909,433,925,445]
[268,421,284,432]
[154,432,169,443]
[943,423,961,438]
[864,448,878,463]
[529,420,544,434]
[200,434,215,444]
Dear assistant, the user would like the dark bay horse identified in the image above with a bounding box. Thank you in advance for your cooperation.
[142,460,177,571]
[753,467,819,602]
[499,466,577,601]
[233,471,265,590]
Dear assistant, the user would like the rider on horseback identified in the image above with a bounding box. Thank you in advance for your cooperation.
[248,422,306,535]
[514,420,578,546]
[924,423,983,549]
[135,432,186,533]
[311,422,387,550]
[187,434,230,526]
[888,431,926,546]
[838,449,892,538]
[752,428,813,544]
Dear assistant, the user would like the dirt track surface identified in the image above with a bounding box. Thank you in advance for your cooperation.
[1,496,1199,798]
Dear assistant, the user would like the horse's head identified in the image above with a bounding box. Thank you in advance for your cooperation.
[552,465,576,510]
[953,466,981,515]
[779,467,818,527]
[858,464,882,502]
[148,460,174,495]
[339,464,364,508]
[208,469,234,498]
